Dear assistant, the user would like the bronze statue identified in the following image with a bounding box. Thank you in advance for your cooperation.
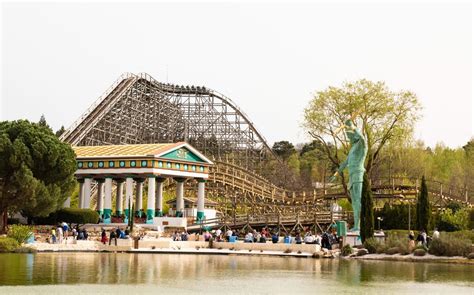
[330,119,368,231]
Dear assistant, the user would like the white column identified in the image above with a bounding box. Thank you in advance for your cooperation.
[115,180,124,216]
[175,178,185,217]
[125,177,134,217]
[146,177,156,223]
[155,178,164,217]
[78,179,84,208]
[197,179,205,221]
[135,180,144,217]
[97,180,105,215]
[83,178,92,209]
[104,178,112,222]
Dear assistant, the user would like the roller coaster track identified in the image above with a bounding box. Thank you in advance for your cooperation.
[62,73,473,216]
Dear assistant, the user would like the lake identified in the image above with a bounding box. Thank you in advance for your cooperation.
[0,253,472,294]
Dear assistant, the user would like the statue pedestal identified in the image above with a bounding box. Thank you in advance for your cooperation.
[342,231,386,247]
[343,231,361,246]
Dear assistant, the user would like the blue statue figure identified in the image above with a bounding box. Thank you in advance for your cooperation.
[330,119,368,231]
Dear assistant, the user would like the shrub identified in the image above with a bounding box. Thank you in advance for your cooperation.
[469,209,474,230]
[7,224,33,244]
[341,244,353,256]
[385,247,400,255]
[33,208,99,225]
[57,208,99,224]
[436,208,469,232]
[284,248,292,254]
[312,252,321,258]
[0,237,20,252]
[467,253,474,260]
[363,237,380,254]
[413,248,426,256]
[384,236,410,255]
[428,235,471,257]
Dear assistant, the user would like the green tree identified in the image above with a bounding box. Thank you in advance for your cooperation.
[55,125,66,138]
[0,120,77,233]
[360,173,374,242]
[416,176,430,231]
[272,141,296,161]
[304,80,421,184]
[38,115,52,132]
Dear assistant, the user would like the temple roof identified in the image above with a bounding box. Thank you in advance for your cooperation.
[72,142,213,165]
[73,143,179,157]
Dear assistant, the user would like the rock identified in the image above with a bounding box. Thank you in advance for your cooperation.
[413,249,426,256]
[467,253,474,260]
[385,247,400,255]
[357,249,369,256]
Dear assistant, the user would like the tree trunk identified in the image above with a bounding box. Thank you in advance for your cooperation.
[0,209,7,234]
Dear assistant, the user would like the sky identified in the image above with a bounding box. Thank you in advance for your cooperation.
[1,1,473,148]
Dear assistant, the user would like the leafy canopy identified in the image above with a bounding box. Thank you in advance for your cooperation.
[0,120,77,221]
[304,79,421,173]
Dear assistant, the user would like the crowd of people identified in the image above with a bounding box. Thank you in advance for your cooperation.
[49,222,90,244]
[199,227,340,249]
[408,228,439,251]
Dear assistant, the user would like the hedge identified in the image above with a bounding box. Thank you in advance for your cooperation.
[0,237,20,252]
[33,208,99,225]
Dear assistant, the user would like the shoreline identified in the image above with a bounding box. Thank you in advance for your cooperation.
[6,241,473,264]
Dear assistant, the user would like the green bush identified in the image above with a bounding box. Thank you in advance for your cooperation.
[58,208,99,224]
[7,224,33,244]
[385,247,400,255]
[428,235,471,257]
[375,203,417,230]
[384,236,410,255]
[33,208,99,225]
[363,237,380,254]
[442,230,474,243]
[468,209,474,230]
[0,237,20,252]
[341,244,353,256]
[436,208,469,232]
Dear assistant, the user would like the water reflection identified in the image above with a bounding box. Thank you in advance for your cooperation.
[0,253,472,287]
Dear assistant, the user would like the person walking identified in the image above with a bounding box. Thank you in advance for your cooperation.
[51,227,57,244]
[109,230,117,246]
[57,225,63,244]
[408,231,415,252]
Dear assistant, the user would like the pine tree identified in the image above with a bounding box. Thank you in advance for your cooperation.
[360,173,374,243]
[55,125,66,137]
[416,176,430,231]
[37,114,52,132]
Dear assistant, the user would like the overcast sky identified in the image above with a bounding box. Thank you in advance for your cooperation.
[1,1,472,148]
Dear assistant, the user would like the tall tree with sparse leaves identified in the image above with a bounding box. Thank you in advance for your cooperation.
[416,176,430,231]
[0,120,77,233]
[304,80,421,195]
[360,173,374,243]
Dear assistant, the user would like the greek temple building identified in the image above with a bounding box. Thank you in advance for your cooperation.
[69,142,213,224]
